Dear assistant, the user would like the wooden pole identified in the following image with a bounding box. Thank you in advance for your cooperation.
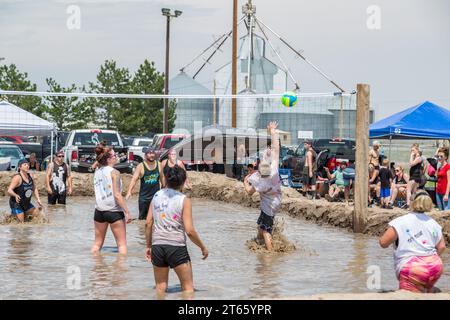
[354,84,370,233]
[231,0,238,128]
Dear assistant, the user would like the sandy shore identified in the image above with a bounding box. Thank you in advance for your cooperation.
[1,171,450,243]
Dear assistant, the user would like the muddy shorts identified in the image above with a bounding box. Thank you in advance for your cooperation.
[399,254,443,293]
[151,245,191,269]
[48,191,67,205]
[94,209,125,224]
[257,211,274,234]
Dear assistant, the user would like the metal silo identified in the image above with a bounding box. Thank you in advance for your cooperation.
[170,72,215,134]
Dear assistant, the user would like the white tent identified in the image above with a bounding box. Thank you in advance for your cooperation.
[0,100,57,158]
[0,100,56,135]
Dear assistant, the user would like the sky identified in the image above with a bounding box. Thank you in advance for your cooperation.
[1,0,450,120]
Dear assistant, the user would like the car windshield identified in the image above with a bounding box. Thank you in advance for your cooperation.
[73,133,120,146]
[138,140,151,146]
[163,137,184,149]
[314,141,354,155]
[0,147,22,159]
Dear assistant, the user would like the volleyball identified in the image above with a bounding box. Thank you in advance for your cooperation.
[281,91,298,107]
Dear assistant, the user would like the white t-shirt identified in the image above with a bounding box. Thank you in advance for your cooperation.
[388,212,442,277]
[248,165,281,217]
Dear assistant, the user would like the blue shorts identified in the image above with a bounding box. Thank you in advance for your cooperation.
[380,188,391,198]
[11,203,35,215]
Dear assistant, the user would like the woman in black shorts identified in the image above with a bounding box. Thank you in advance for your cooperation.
[145,165,208,296]
[92,143,132,255]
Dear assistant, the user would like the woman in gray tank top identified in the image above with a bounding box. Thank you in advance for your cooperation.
[145,165,208,297]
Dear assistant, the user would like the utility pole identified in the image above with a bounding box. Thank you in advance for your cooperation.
[162,8,182,133]
[213,79,217,125]
[231,0,238,128]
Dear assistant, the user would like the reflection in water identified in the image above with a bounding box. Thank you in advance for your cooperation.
[344,235,369,292]
[89,253,129,299]
[249,253,282,299]
[7,226,34,270]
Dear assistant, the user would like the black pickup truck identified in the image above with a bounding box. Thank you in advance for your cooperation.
[282,138,356,186]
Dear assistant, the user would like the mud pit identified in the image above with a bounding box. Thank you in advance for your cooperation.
[2,171,450,242]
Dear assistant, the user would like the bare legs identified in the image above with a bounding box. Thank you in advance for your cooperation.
[153,262,195,298]
[91,219,127,254]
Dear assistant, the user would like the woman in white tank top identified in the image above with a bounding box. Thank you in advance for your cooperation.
[145,165,208,297]
[92,143,132,255]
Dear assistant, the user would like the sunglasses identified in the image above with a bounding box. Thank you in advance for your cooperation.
[395,170,401,172]
[56,155,64,158]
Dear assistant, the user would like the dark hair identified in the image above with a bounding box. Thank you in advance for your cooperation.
[438,147,449,159]
[247,163,254,169]
[95,141,112,167]
[164,165,186,189]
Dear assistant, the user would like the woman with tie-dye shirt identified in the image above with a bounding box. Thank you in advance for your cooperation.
[145,165,208,297]
[379,190,446,292]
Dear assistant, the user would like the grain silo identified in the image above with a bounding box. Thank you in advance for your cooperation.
[170,72,215,134]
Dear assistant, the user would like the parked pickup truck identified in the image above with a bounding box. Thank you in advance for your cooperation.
[62,129,133,173]
[125,137,153,163]
[282,138,356,189]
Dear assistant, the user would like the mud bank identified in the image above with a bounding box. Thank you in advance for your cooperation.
[2,171,450,242]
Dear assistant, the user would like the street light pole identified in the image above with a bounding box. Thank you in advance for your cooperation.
[162,8,182,134]
[164,15,170,134]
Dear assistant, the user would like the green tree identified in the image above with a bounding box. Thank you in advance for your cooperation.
[88,60,132,129]
[0,64,46,117]
[126,59,176,134]
[44,78,94,130]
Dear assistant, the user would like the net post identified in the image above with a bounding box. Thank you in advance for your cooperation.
[354,84,370,233]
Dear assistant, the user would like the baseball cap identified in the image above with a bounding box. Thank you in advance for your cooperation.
[258,161,271,177]
[55,150,64,157]
[304,139,313,146]
[143,147,156,154]
[18,158,28,167]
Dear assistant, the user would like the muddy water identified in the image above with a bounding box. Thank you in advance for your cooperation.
[1,197,450,300]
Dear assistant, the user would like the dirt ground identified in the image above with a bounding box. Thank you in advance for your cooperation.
[1,170,450,242]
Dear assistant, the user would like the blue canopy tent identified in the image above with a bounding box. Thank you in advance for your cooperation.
[370,101,450,139]
[370,101,450,160]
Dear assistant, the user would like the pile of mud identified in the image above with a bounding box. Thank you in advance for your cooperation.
[0,208,49,225]
[246,217,296,254]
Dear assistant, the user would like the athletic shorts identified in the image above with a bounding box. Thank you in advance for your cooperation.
[151,245,191,269]
[257,211,274,234]
[380,187,391,198]
[138,198,153,220]
[399,255,443,293]
[48,192,67,205]
[304,175,316,186]
[94,209,125,224]
[10,202,34,215]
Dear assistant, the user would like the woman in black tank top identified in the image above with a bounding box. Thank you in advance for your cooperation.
[388,166,410,207]
[162,149,192,189]
[7,160,42,222]
[406,145,423,208]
